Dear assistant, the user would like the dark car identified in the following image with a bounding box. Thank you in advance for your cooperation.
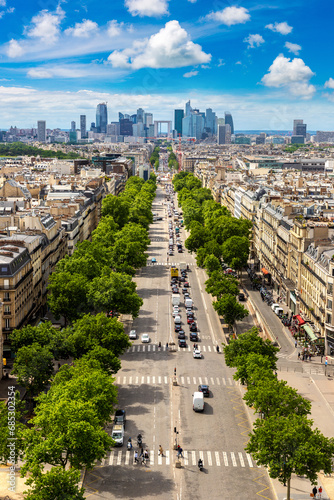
[238,293,246,301]
[198,385,210,397]
[114,409,126,427]
[184,282,190,288]
[190,332,198,341]
[179,277,186,283]
[178,249,183,253]
[178,339,187,348]
[184,292,190,299]
[175,324,182,332]
[182,287,188,293]
[190,323,197,332]
[177,330,186,339]
[187,316,195,324]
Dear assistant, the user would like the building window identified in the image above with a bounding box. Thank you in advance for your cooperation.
[328,300,333,310]
[329,284,333,295]
[5,319,10,329]
[4,305,10,314]
[4,279,9,289]
[327,314,332,324]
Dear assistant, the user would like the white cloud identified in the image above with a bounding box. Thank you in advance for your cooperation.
[7,39,24,58]
[266,21,292,35]
[107,20,124,37]
[262,54,315,99]
[235,61,242,65]
[188,0,197,3]
[218,58,225,67]
[65,19,98,38]
[324,78,334,89]
[0,0,6,6]
[125,0,168,17]
[27,69,53,79]
[183,70,198,78]
[108,20,211,69]
[285,41,301,55]
[244,34,264,48]
[206,6,250,26]
[25,6,65,44]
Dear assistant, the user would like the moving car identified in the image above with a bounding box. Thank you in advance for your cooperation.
[175,324,182,332]
[198,385,210,397]
[193,349,201,359]
[190,323,197,332]
[177,330,186,339]
[129,330,137,340]
[151,258,156,263]
[238,293,245,301]
[190,332,198,342]
[141,333,150,343]
[187,316,195,324]
[111,424,124,446]
[114,409,126,426]
[179,339,187,348]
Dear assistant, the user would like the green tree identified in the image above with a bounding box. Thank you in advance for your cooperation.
[195,247,207,267]
[213,294,248,329]
[244,377,311,418]
[100,196,129,228]
[233,352,276,386]
[221,236,250,273]
[91,215,118,248]
[205,272,239,298]
[24,467,85,500]
[12,344,54,398]
[88,272,143,317]
[223,327,279,368]
[68,313,130,358]
[110,239,147,274]
[246,415,334,500]
[48,271,89,324]
[203,254,221,275]
[185,224,210,253]
[80,346,121,374]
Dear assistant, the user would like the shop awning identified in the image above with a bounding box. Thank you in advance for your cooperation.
[302,324,317,342]
[293,314,305,325]
[262,268,269,275]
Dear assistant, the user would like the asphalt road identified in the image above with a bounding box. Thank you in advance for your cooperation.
[83,184,276,500]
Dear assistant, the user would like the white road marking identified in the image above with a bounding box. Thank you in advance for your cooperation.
[192,451,196,465]
[223,452,228,466]
[152,376,155,384]
[158,452,162,465]
[215,452,220,466]
[207,451,212,466]
[158,376,162,384]
[100,458,106,466]
[125,451,130,465]
[204,377,208,385]
[199,451,204,462]
[132,346,135,352]
[141,376,145,384]
[228,378,233,385]
[216,377,221,385]
[210,377,214,385]
[164,376,168,384]
[184,451,188,465]
[153,345,156,352]
[117,451,122,466]
[135,377,139,385]
[239,452,245,467]
[150,451,154,465]
[208,345,211,352]
[143,346,146,352]
[109,451,114,466]
[116,377,120,384]
[147,376,150,384]
[123,377,126,384]
[246,453,253,468]
[129,377,132,384]
[148,345,151,352]
[222,378,226,385]
[187,377,191,384]
[166,450,170,465]
[193,377,196,384]
[181,376,185,385]
[203,346,206,352]
[231,452,237,467]
[199,377,202,384]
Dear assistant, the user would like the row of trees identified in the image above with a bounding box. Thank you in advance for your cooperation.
[2,174,157,498]
[224,328,334,500]
[168,151,179,170]
[0,142,81,159]
[150,146,160,169]
[173,172,251,330]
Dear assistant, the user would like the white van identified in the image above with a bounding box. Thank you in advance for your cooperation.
[174,315,181,324]
[111,424,124,446]
[193,392,204,412]
[275,307,284,316]
[271,303,280,312]
[185,298,193,308]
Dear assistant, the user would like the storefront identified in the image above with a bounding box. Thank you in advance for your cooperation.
[302,324,317,344]
[327,334,334,356]
[261,267,271,285]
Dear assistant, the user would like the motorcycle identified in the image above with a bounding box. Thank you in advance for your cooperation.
[198,458,204,471]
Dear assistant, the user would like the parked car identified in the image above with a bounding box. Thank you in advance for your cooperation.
[238,293,245,301]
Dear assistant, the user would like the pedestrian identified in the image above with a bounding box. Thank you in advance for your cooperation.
[177,445,183,458]
[309,353,312,362]
[134,451,139,463]
[139,446,144,458]
[174,367,176,376]
[312,485,317,497]
[298,352,300,360]
[318,485,322,498]
[295,340,297,348]
[159,445,164,456]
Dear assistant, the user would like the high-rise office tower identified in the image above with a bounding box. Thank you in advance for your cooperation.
[296,123,307,138]
[224,112,234,135]
[137,108,144,123]
[96,103,108,133]
[217,124,231,144]
[205,108,216,134]
[293,119,303,136]
[80,115,86,139]
[131,114,137,124]
[107,122,120,136]
[71,121,76,132]
[120,119,133,136]
[118,112,124,121]
[144,113,153,127]
[174,109,184,136]
[185,100,192,116]
[182,112,204,140]
[37,121,46,142]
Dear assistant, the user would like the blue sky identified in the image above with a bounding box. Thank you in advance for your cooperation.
[0,0,334,129]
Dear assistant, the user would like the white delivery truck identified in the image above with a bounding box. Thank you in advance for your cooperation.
[193,392,204,412]
[185,298,193,308]
[172,293,181,306]
[180,262,187,272]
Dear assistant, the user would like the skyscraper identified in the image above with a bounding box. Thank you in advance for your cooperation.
[185,100,192,116]
[224,112,234,135]
[182,112,204,140]
[205,108,216,135]
[137,108,144,123]
[296,123,307,138]
[37,121,46,142]
[293,119,303,135]
[217,124,231,144]
[71,121,76,132]
[144,113,153,127]
[120,119,133,136]
[96,103,108,133]
[174,109,184,136]
[80,115,86,139]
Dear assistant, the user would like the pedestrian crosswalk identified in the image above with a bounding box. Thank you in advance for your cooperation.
[126,344,218,353]
[115,374,237,386]
[98,449,258,469]
[147,262,195,267]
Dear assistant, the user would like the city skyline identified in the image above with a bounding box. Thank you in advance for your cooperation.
[0,0,333,129]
